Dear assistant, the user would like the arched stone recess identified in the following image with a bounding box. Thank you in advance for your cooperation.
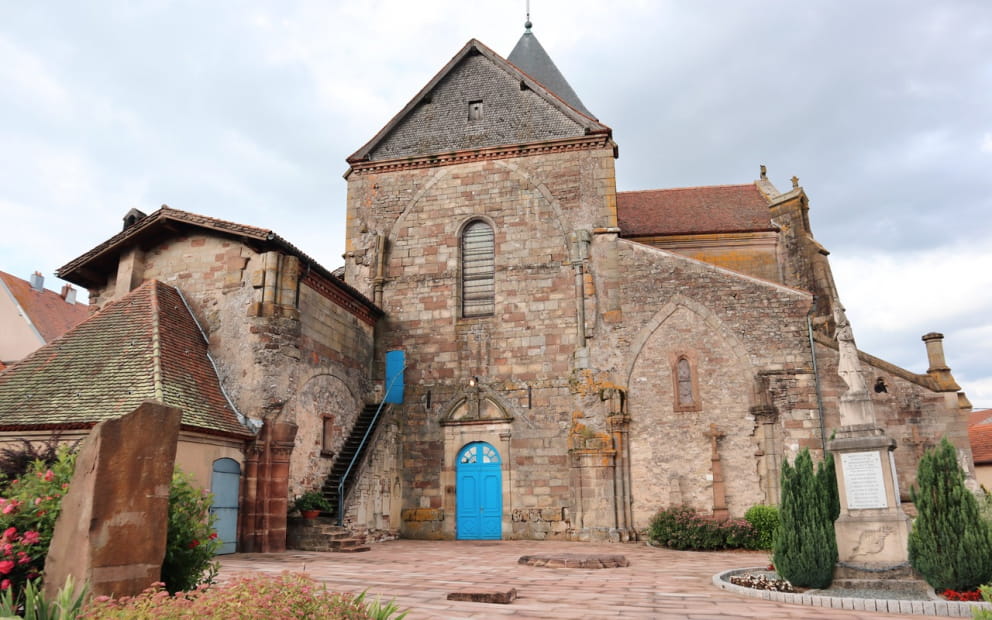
[384,159,572,277]
[624,295,764,529]
[285,372,361,497]
[438,388,520,539]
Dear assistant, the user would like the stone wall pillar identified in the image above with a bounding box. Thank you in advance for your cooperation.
[750,404,780,504]
[240,420,298,553]
[569,447,617,541]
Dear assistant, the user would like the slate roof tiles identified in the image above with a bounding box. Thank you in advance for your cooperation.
[617,184,776,237]
[0,280,252,438]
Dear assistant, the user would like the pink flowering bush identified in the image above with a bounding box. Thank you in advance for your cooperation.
[161,470,222,594]
[83,572,408,619]
[0,445,76,596]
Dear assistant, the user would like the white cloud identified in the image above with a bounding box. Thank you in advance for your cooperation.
[982,133,992,154]
[832,245,992,335]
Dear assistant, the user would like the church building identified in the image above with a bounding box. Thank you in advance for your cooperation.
[337,24,971,541]
[0,23,972,549]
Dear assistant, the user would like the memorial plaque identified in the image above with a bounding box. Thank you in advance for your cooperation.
[841,451,887,509]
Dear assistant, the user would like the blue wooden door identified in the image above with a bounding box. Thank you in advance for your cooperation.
[210,458,240,555]
[456,442,502,540]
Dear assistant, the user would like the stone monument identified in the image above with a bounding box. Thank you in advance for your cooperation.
[44,401,182,599]
[827,306,924,592]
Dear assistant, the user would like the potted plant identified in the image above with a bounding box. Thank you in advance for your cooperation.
[294,491,331,519]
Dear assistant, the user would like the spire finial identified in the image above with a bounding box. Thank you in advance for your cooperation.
[525,0,532,31]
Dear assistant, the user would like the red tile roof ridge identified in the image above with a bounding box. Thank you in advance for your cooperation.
[618,183,758,195]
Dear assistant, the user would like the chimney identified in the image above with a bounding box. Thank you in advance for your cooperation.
[29,271,44,291]
[922,332,961,392]
[122,208,148,231]
[922,332,948,372]
[60,283,77,305]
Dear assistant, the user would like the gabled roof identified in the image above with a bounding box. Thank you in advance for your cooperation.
[0,271,90,343]
[970,409,992,465]
[56,206,380,321]
[616,184,777,237]
[347,38,609,165]
[0,280,253,438]
[507,22,594,119]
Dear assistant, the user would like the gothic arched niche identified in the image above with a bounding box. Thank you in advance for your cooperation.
[441,389,512,425]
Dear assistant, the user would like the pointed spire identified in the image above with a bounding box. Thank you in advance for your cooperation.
[507,18,595,119]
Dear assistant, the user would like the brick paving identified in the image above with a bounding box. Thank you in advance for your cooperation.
[218,539,928,619]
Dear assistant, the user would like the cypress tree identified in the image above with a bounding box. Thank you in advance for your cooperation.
[773,448,837,588]
[909,438,992,591]
[817,451,840,523]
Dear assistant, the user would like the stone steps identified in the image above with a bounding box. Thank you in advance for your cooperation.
[286,517,370,553]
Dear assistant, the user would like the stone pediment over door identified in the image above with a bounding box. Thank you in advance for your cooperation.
[440,387,514,426]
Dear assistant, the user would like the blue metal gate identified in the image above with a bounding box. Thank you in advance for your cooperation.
[456,442,502,540]
[210,458,240,555]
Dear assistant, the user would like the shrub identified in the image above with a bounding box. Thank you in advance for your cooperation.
[0,575,87,620]
[0,445,77,597]
[161,469,222,594]
[773,449,836,588]
[977,585,992,619]
[83,571,408,620]
[744,505,780,550]
[908,438,992,592]
[816,451,840,522]
[648,506,759,550]
[0,435,79,488]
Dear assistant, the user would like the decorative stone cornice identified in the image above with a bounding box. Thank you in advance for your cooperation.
[348,134,613,176]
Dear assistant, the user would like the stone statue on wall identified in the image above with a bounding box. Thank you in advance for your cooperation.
[835,306,869,397]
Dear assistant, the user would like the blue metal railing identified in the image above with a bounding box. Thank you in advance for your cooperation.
[337,365,405,526]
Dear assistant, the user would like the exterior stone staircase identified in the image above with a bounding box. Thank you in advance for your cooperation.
[321,403,383,519]
[286,516,370,553]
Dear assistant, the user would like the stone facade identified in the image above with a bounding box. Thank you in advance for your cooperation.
[60,212,379,552]
[335,36,971,542]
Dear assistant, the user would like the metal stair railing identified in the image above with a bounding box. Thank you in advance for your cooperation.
[337,365,405,526]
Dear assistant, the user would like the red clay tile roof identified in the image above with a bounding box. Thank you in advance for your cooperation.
[0,271,90,343]
[56,206,380,320]
[617,184,776,237]
[970,409,992,465]
[0,280,253,438]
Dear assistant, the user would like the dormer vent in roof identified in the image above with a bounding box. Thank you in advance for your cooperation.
[29,271,43,292]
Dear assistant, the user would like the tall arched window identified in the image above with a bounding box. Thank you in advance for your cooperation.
[672,354,701,412]
[461,220,495,317]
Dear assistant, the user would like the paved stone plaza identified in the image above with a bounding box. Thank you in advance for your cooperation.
[218,539,928,619]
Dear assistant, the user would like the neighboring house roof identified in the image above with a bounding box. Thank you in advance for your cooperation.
[970,409,992,465]
[0,271,89,343]
[0,279,253,439]
[347,38,610,165]
[507,22,594,119]
[617,184,777,237]
[56,206,380,320]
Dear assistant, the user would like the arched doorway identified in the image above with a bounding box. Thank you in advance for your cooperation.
[455,442,502,540]
[210,458,240,555]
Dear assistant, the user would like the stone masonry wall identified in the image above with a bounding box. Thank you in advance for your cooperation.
[603,240,817,529]
[86,233,376,498]
[344,146,618,539]
[813,340,970,498]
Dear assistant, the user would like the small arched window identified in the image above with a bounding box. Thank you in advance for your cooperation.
[672,354,701,412]
[461,220,495,317]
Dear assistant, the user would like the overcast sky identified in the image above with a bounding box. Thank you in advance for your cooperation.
[2,1,990,406]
